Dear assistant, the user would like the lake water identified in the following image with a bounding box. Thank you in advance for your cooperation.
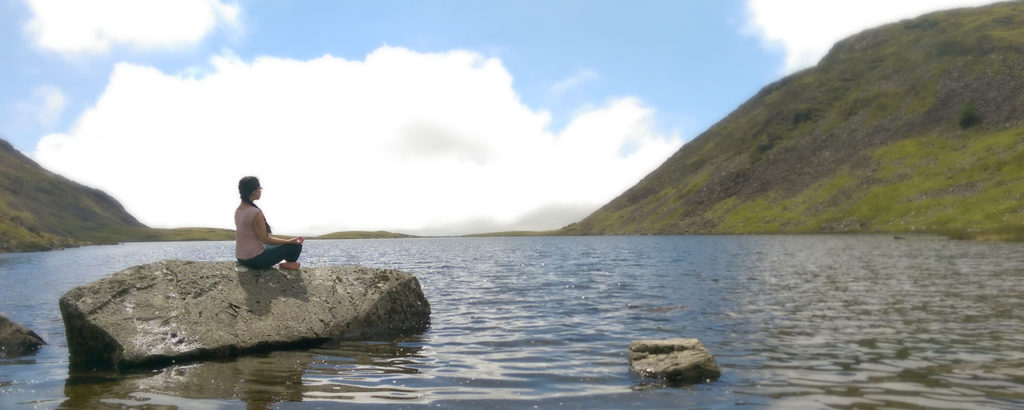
[1,235,1023,408]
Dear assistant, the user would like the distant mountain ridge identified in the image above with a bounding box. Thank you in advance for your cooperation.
[314,231,416,239]
[564,1,1024,238]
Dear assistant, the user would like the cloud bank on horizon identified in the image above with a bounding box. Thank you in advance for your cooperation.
[23,0,1004,235]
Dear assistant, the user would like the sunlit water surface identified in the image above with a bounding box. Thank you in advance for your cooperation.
[1,235,1023,408]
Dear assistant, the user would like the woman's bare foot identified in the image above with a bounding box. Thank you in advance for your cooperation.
[279,261,301,270]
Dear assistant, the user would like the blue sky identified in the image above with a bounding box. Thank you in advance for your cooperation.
[1,1,777,151]
[0,0,1002,235]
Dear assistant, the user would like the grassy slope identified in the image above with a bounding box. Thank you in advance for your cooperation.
[564,2,1024,239]
[0,139,147,251]
[711,127,1024,236]
[0,139,241,252]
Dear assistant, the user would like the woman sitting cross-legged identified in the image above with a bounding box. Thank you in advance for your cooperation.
[235,176,304,270]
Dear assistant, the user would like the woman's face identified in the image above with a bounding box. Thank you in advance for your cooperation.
[250,186,262,201]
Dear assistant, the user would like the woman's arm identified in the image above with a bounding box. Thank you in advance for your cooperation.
[253,210,304,245]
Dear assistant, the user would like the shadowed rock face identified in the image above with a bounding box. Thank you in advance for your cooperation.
[59,260,430,371]
[628,338,720,385]
[0,315,46,357]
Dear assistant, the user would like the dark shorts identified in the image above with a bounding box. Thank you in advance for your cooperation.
[238,243,302,269]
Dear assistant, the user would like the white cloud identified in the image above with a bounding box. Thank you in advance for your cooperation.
[23,0,239,54]
[34,47,682,235]
[745,0,1004,73]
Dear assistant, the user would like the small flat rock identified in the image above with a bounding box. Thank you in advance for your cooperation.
[0,315,46,358]
[59,260,430,371]
[629,338,721,384]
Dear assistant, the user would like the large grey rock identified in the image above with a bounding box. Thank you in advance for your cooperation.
[628,338,720,384]
[59,260,430,371]
[0,315,46,357]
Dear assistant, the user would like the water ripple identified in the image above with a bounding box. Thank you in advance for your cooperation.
[2,236,1024,407]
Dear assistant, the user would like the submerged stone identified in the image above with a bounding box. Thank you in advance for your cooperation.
[0,315,46,358]
[59,260,430,371]
[628,338,720,384]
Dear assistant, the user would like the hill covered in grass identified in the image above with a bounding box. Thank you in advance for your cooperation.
[0,138,149,251]
[0,138,238,252]
[564,1,1024,239]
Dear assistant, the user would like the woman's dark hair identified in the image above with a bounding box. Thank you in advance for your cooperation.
[238,176,271,234]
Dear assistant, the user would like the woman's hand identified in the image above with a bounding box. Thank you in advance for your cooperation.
[291,236,305,245]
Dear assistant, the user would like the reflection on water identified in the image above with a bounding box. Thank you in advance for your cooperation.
[61,340,425,408]
[1,236,1024,408]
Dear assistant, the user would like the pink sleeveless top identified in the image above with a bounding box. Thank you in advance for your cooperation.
[235,205,265,259]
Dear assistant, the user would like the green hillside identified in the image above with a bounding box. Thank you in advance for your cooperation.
[0,138,237,252]
[564,1,1024,240]
[0,138,149,251]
